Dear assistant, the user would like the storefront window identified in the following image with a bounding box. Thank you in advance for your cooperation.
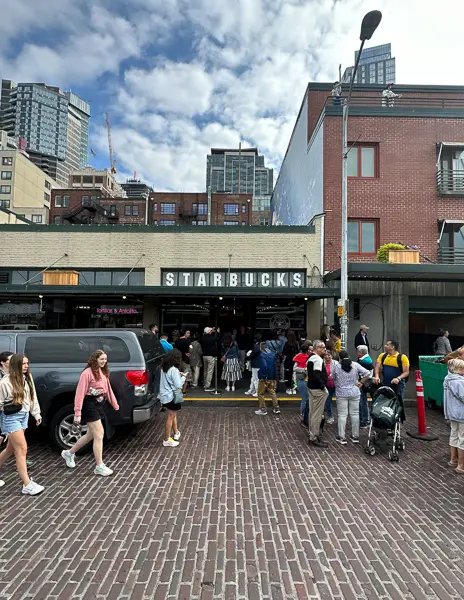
[95,271,112,286]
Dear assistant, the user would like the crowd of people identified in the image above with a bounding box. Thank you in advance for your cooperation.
[1,322,463,494]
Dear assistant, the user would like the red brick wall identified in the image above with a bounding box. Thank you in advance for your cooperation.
[50,189,146,225]
[323,115,464,271]
[150,192,255,225]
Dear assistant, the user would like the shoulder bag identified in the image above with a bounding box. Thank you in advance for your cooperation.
[221,345,232,363]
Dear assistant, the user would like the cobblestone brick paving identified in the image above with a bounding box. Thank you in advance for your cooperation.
[0,407,463,600]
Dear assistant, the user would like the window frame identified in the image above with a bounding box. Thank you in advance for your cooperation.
[224,203,239,216]
[347,144,379,179]
[31,214,43,224]
[0,185,11,194]
[347,219,379,255]
[1,171,12,180]
[159,219,176,226]
[160,203,176,215]
[2,157,13,166]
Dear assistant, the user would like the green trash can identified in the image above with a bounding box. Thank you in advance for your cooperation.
[418,356,448,407]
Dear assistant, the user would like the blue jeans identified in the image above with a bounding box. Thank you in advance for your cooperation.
[359,388,369,426]
[298,379,309,425]
[325,386,335,417]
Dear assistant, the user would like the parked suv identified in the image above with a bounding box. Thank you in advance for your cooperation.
[0,329,165,450]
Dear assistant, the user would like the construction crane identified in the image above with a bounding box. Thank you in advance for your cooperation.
[105,112,117,175]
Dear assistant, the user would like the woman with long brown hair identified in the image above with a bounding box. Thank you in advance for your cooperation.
[0,353,44,495]
[61,350,119,476]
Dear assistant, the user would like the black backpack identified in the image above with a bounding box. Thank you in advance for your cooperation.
[381,352,409,383]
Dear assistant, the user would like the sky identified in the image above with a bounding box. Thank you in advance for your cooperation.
[1,0,463,191]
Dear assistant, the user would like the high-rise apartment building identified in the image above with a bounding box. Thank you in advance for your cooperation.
[121,178,153,199]
[342,43,396,85]
[0,80,90,187]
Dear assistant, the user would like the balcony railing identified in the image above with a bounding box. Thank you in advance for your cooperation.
[437,170,464,195]
[438,247,464,264]
[325,95,464,110]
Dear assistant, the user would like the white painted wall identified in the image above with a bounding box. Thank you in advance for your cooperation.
[272,96,324,225]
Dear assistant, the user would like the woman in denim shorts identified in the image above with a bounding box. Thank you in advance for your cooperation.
[0,354,44,495]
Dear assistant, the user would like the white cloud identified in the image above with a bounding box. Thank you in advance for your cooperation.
[122,62,215,117]
[6,0,464,192]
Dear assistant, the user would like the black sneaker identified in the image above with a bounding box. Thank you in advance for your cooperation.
[336,435,348,445]
[273,407,281,414]
[350,436,360,444]
[308,437,329,449]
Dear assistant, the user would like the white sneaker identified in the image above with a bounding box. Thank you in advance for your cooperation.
[245,391,252,396]
[225,386,230,392]
[252,393,258,397]
[94,464,113,477]
[61,449,76,469]
[22,479,45,495]
[286,389,293,395]
[163,437,179,447]
[231,386,235,392]
[0,479,4,488]
[173,431,181,441]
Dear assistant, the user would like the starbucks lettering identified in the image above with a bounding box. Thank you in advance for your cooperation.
[161,270,305,289]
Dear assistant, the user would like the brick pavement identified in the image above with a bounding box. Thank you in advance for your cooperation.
[0,407,463,600]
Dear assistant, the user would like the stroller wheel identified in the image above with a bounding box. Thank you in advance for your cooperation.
[397,440,405,451]
[388,450,399,462]
[365,446,376,456]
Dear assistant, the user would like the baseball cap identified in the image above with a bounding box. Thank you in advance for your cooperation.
[204,327,213,334]
[360,325,369,330]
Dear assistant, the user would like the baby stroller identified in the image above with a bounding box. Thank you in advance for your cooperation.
[364,385,405,462]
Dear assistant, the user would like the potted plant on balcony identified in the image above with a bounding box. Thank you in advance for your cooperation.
[377,243,420,264]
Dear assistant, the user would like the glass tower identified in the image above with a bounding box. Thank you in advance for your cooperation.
[0,80,90,186]
[343,44,396,85]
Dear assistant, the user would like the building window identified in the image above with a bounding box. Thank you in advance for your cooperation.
[124,205,131,216]
[95,176,104,184]
[224,221,239,226]
[2,157,13,166]
[31,215,43,224]
[82,196,90,203]
[192,220,207,226]
[45,180,51,190]
[192,203,208,215]
[132,205,139,216]
[260,217,270,226]
[224,204,239,215]
[83,175,93,184]
[109,205,116,216]
[153,203,158,212]
[124,205,140,216]
[241,221,246,226]
[241,204,247,214]
[1,171,12,180]
[44,192,50,203]
[0,199,10,208]
[54,195,62,207]
[160,219,176,226]
[0,185,11,194]
[348,220,378,254]
[54,216,61,225]
[72,175,81,183]
[347,145,378,178]
[161,203,176,215]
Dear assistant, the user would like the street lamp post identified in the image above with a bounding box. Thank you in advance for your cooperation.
[339,10,382,350]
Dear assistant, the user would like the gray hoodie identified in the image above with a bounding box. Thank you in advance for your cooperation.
[434,335,452,356]
[443,373,464,423]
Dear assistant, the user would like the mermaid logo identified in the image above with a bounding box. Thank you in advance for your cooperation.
[270,314,290,331]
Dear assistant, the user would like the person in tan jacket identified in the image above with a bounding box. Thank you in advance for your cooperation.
[0,354,44,495]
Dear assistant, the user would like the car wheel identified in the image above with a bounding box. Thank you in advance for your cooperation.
[49,404,88,451]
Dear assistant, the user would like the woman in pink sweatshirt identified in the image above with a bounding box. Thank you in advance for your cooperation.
[61,350,119,476]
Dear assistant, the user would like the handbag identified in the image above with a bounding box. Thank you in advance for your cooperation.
[221,345,232,363]
[167,369,184,404]
[3,402,22,415]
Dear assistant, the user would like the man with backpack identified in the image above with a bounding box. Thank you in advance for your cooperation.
[373,340,410,401]
[254,342,280,415]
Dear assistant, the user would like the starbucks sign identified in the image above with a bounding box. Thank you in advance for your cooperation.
[161,269,306,289]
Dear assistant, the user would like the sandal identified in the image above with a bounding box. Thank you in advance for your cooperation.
[448,461,458,467]
[455,466,464,474]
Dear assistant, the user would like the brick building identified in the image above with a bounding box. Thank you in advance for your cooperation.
[0,221,326,338]
[150,192,270,226]
[50,189,147,225]
[272,83,464,359]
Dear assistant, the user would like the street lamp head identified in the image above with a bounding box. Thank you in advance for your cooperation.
[360,10,382,41]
